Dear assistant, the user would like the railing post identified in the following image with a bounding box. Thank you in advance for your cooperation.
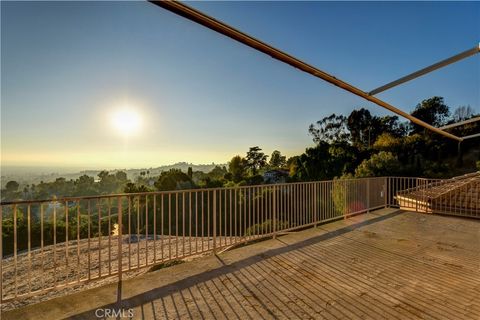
[273,186,277,239]
[213,190,217,254]
[366,179,370,213]
[117,197,123,283]
[384,177,388,208]
[416,178,419,212]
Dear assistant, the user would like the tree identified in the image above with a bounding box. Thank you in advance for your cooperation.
[347,108,372,149]
[115,171,127,181]
[5,181,19,192]
[246,146,268,175]
[373,133,402,153]
[124,182,152,193]
[208,166,228,180]
[309,114,350,144]
[74,175,96,196]
[228,155,247,183]
[155,169,194,191]
[2,180,21,201]
[291,141,357,181]
[411,97,449,133]
[453,105,474,122]
[269,150,287,169]
[187,167,193,179]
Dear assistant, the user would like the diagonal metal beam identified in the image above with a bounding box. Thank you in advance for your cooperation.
[149,0,462,142]
[369,45,480,96]
[462,132,480,140]
[439,117,480,130]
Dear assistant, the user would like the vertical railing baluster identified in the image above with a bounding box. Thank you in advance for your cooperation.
[213,190,217,254]
[117,196,123,285]
[40,204,45,290]
[182,192,185,258]
[168,194,172,261]
[128,197,131,270]
[28,204,32,293]
[201,192,204,253]
[228,189,233,245]
[195,191,198,253]
[145,195,149,266]
[223,189,226,246]
[137,197,140,268]
[161,194,164,261]
[234,188,237,243]
[53,203,57,288]
[182,192,185,256]
[98,200,102,277]
[87,200,91,281]
[189,192,192,255]
[207,191,210,251]
[273,186,277,238]
[65,200,69,272]
[0,206,2,302]
[176,193,179,259]
[77,201,81,284]
[154,194,157,263]
[367,179,370,213]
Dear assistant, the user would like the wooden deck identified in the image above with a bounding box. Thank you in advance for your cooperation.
[3,208,479,319]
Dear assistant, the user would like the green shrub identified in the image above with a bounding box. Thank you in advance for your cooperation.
[244,219,289,236]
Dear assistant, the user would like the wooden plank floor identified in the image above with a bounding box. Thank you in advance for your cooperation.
[3,209,479,319]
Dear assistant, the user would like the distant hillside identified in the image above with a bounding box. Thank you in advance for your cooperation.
[1,162,226,187]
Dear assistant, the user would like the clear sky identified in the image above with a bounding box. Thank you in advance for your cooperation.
[1,1,479,170]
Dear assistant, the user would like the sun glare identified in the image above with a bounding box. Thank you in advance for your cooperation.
[111,108,142,137]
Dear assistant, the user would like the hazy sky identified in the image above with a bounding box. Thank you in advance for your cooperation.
[2,1,479,170]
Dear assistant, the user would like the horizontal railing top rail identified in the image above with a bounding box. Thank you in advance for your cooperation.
[0,176,389,206]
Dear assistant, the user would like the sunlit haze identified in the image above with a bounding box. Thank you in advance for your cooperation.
[1,1,479,170]
[111,107,142,138]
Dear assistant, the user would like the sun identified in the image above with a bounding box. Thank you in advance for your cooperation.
[111,108,142,137]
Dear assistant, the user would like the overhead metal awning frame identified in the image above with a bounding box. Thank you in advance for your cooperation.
[150,0,479,142]
[439,116,480,129]
[368,45,480,96]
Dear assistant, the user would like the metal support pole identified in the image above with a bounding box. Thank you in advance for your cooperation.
[369,45,480,95]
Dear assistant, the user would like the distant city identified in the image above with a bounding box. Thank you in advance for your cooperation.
[0,162,223,188]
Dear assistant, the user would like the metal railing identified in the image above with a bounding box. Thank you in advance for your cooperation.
[0,177,388,303]
[2,174,478,305]
[387,176,479,218]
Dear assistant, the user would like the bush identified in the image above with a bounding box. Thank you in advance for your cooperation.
[355,151,402,178]
[244,219,289,236]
